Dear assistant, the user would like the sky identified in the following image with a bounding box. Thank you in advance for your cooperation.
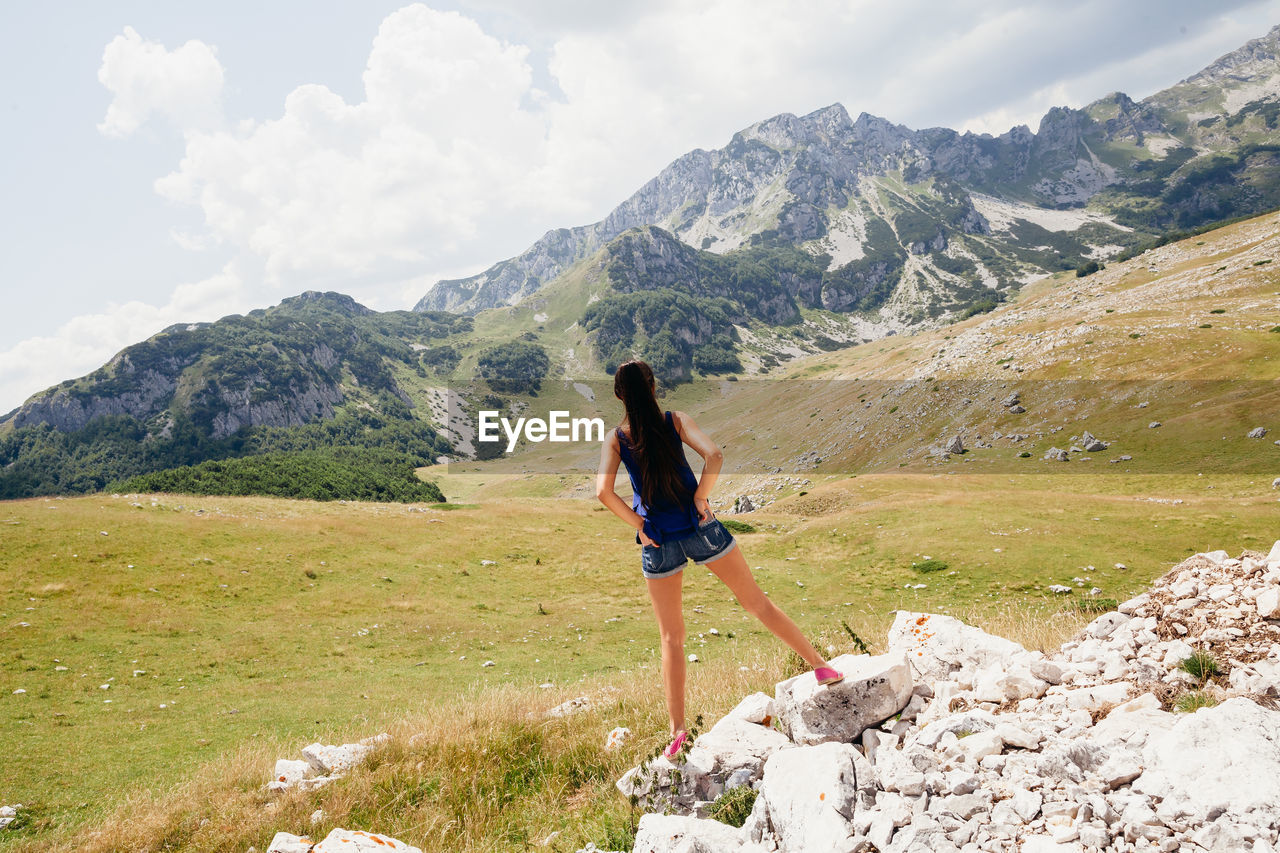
[2,1,1279,413]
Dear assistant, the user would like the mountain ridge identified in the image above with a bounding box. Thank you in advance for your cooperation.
[417,24,1280,319]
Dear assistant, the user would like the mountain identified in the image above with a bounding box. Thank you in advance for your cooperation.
[0,292,466,499]
[416,25,1280,336]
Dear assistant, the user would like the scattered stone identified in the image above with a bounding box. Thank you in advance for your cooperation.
[1048,584,1072,594]
[733,496,755,514]
[606,727,632,751]
[546,696,592,718]
[1002,391,1021,408]
[1044,447,1069,461]
[1009,404,1027,413]
[1248,427,1269,439]
[1149,421,1161,429]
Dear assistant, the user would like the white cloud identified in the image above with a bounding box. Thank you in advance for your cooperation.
[0,264,248,413]
[153,6,553,292]
[97,25,225,138]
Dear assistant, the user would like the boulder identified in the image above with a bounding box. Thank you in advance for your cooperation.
[742,743,863,853]
[887,611,1028,683]
[1080,431,1108,452]
[268,758,313,791]
[773,653,912,746]
[1134,698,1280,824]
[312,829,423,853]
[944,434,965,455]
[1044,447,1069,461]
[632,814,743,853]
[1009,404,1026,413]
[733,496,755,514]
[1247,426,1269,439]
[682,715,792,800]
[301,741,377,776]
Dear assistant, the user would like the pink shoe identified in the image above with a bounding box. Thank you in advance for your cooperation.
[663,730,690,759]
[815,666,844,686]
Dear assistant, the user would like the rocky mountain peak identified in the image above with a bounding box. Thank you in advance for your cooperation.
[1181,22,1280,87]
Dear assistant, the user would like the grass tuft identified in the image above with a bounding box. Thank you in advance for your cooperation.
[706,785,757,827]
[1178,650,1221,683]
[1174,690,1219,713]
[911,558,948,574]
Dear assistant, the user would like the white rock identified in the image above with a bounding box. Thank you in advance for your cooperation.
[887,612,1028,683]
[949,729,1004,763]
[1257,587,1280,619]
[682,715,792,800]
[773,652,911,746]
[1063,682,1130,712]
[266,832,315,853]
[1268,540,1280,569]
[267,758,313,791]
[605,726,631,751]
[1021,833,1083,852]
[633,814,742,853]
[312,829,423,853]
[1135,698,1280,824]
[546,696,591,718]
[1086,611,1131,640]
[742,743,861,853]
[301,741,377,775]
[725,692,775,725]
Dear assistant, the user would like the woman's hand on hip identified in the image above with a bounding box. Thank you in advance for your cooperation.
[638,529,659,548]
[694,497,714,522]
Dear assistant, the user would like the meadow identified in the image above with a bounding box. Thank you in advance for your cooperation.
[3,470,1278,850]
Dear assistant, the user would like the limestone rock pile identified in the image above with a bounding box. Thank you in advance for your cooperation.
[612,542,1280,853]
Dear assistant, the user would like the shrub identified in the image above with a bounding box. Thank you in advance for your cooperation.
[476,340,550,394]
[707,785,758,827]
[1209,308,1227,314]
[911,559,948,574]
[720,519,756,534]
[1075,260,1104,277]
[1174,690,1219,713]
[1178,650,1221,683]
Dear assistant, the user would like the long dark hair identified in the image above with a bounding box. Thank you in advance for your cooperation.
[614,360,691,508]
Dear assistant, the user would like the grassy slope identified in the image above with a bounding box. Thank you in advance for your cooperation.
[2,211,1280,850]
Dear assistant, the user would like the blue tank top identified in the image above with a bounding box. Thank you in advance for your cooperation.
[617,411,700,545]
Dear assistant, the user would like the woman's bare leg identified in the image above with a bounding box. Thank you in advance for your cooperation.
[645,571,687,738]
[705,545,828,669]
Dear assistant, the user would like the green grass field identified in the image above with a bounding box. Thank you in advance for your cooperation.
[3,471,1278,848]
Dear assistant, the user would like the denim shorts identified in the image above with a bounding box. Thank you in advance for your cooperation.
[641,517,737,579]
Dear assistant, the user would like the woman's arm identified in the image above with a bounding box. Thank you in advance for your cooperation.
[672,411,723,520]
[596,431,657,545]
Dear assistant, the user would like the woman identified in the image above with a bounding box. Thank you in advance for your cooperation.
[596,360,842,758]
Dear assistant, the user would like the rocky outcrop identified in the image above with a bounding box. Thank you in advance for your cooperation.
[613,542,1280,853]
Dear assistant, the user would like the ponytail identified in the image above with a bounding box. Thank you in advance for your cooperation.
[614,360,691,508]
